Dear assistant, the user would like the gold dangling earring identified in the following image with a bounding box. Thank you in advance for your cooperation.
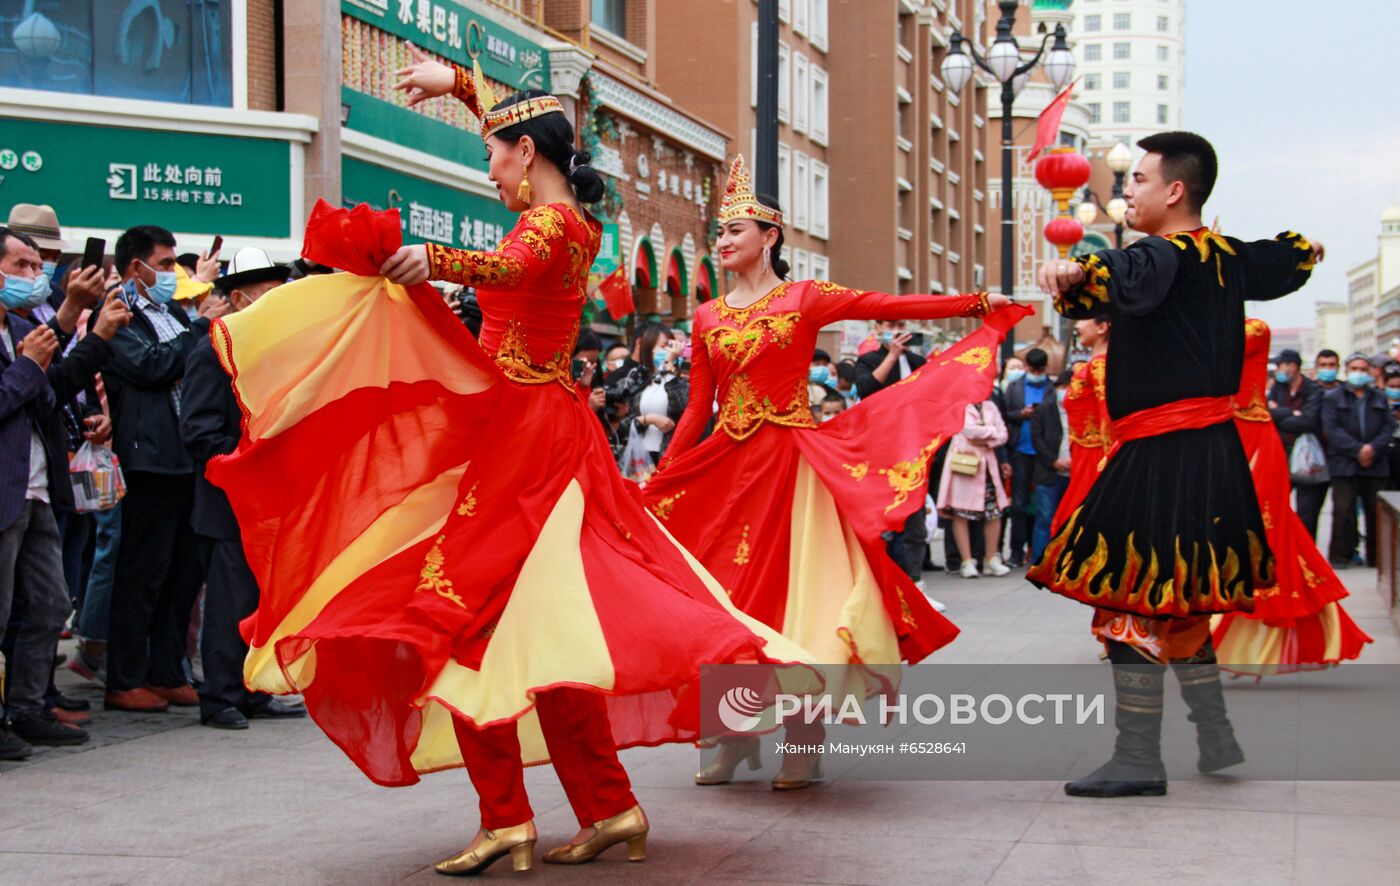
[517,169,533,204]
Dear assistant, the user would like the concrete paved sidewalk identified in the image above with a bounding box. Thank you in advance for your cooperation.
[1,566,1397,885]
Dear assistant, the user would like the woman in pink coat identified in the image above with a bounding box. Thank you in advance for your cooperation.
[935,399,1011,579]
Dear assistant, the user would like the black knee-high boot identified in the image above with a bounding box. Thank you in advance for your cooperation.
[1065,640,1168,798]
[1171,639,1244,773]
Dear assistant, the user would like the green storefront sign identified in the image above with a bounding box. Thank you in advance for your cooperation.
[342,157,517,251]
[341,1,550,168]
[342,0,548,91]
[591,222,621,276]
[0,118,291,238]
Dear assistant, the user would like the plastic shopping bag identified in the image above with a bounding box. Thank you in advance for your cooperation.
[621,430,655,484]
[1289,433,1330,485]
[69,441,127,512]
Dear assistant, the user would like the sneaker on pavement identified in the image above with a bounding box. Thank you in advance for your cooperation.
[960,560,980,579]
[928,596,948,612]
[105,687,170,712]
[11,711,89,746]
[0,725,34,760]
[982,556,1012,577]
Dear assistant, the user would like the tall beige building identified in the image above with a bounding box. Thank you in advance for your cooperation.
[654,0,834,291]
[826,0,992,350]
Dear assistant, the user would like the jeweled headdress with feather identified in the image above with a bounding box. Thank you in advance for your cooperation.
[718,155,784,228]
[458,60,564,140]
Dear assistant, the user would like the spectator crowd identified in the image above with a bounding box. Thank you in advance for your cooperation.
[0,203,308,768]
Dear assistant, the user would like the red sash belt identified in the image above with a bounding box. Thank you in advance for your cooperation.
[1110,396,1234,445]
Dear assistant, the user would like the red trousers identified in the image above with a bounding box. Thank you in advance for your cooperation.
[453,687,636,829]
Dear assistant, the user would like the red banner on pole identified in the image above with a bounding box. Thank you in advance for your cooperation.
[1027,80,1078,164]
[596,266,634,320]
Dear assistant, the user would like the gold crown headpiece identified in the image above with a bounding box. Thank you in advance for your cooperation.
[718,155,784,228]
[472,60,565,140]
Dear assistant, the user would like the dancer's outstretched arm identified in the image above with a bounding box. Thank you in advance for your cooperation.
[1041,239,1180,320]
[803,281,1007,327]
[379,205,565,288]
[1237,231,1320,302]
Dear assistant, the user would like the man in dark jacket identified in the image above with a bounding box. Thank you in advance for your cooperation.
[0,227,82,752]
[1029,371,1073,563]
[102,225,230,713]
[1321,352,1396,568]
[180,247,304,729]
[1001,347,1050,567]
[1267,348,1327,538]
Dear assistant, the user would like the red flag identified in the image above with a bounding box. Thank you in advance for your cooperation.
[1027,80,1078,164]
[596,266,634,320]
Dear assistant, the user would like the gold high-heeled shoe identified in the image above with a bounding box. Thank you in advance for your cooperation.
[542,804,649,865]
[771,753,824,791]
[695,738,762,785]
[434,821,537,876]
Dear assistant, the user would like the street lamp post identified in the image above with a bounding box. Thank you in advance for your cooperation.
[942,1,1075,361]
[1076,141,1132,248]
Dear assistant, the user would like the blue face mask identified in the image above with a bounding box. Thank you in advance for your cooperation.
[1004,369,1026,384]
[40,260,57,280]
[842,387,858,402]
[139,261,178,304]
[0,272,49,310]
[1056,388,1068,404]
[1347,371,1372,390]
[879,331,895,346]
[1274,370,1291,384]
[653,352,668,372]
[1387,388,1400,403]
[1317,368,1338,383]
[1026,372,1048,386]
[809,365,832,386]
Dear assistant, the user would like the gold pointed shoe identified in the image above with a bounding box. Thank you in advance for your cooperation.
[695,738,762,785]
[771,753,824,791]
[542,804,649,865]
[434,821,537,876]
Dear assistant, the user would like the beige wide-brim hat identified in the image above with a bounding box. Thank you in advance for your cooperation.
[6,203,67,251]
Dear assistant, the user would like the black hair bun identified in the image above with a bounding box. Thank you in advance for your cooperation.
[569,150,605,204]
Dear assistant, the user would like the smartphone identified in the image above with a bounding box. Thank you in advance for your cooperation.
[209,235,223,255]
[905,332,926,349]
[81,237,105,269]
[571,358,588,381]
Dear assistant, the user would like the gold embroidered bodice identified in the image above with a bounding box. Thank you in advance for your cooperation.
[427,203,601,392]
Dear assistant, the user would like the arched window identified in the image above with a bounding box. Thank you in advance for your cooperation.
[632,237,657,289]
[695,255,718,303]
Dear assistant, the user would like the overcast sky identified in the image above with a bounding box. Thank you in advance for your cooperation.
[1182,0,1399,332]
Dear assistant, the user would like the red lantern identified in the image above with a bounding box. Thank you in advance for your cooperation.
[1035,146,1092,213]
[1044,216,1084,258]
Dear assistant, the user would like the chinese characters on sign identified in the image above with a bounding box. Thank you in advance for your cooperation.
[406,200,503,250]
[397,0,463,49]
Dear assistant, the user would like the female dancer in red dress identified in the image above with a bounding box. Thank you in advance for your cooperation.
[1050,315,1112,534]
[207,56,813,876]
[642,156,1028,789]
[1211,318,1371,673]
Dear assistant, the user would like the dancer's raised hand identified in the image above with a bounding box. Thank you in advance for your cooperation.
[380,245,431,286]
[393,43,455,108]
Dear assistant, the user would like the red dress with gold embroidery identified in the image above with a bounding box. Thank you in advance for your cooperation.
[643,281,1028,670]
[1051,353,1111,534]
[1210,319,1371,673]
[207,201,813,787]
